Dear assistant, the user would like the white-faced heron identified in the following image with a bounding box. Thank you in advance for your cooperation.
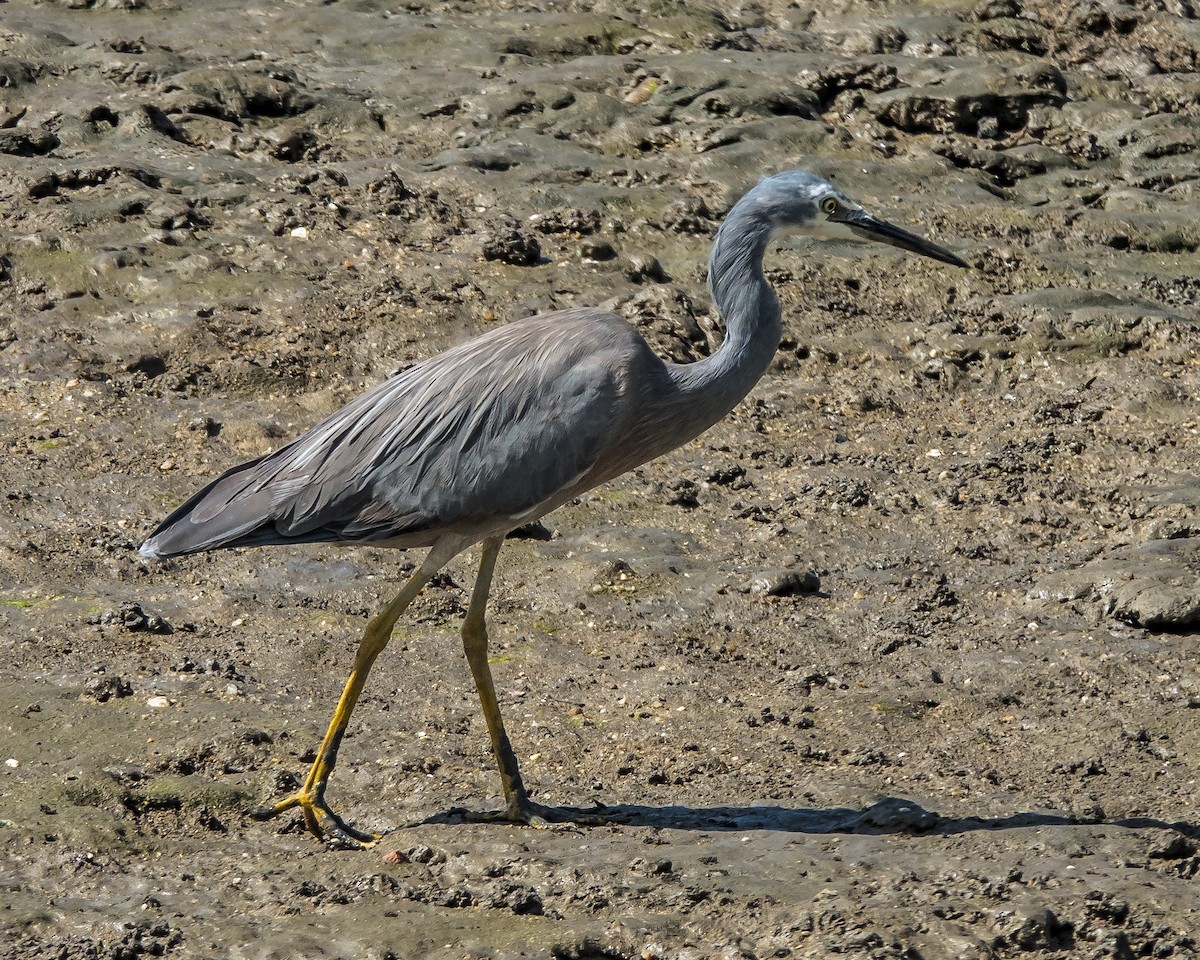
[141,170,968,844]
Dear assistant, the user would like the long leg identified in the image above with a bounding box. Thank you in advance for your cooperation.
[460,532,549,816]
[252,549,448,844]
[459,535,538,820]
[459,537,609,826]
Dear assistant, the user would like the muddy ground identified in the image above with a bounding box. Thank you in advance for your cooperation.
[2,0,1200,957]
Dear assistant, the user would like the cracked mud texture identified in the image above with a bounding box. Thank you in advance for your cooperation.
[2,0,1199,958]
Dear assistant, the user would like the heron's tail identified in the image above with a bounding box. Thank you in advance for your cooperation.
[139,456,280,559]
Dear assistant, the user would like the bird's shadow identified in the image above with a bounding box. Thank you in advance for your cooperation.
[422,796,1199,840]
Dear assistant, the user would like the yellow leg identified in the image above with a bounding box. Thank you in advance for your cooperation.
[251,556,440,845]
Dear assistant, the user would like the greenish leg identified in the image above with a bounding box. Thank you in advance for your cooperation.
[457,537,610,827]
[459,536,538,820]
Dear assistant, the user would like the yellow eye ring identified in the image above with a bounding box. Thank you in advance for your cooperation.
[821,197,838,215]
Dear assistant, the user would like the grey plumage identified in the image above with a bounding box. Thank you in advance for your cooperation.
[140,170,968,844]
[143,311,654,555]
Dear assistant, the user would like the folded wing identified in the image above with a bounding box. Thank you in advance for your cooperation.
[142,310,646,558]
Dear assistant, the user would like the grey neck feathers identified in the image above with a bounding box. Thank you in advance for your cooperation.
[667,195,782,427]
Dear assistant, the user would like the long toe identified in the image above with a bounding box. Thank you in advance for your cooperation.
[249,791,380,848]
[320,805,381,848]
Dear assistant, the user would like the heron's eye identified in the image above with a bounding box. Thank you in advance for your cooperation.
[821,197,838,216]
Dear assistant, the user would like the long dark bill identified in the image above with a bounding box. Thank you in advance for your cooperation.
[846,210,969,268]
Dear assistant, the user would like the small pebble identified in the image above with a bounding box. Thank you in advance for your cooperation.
[146,696,171,709]
[580,239,616,261]
[624,76,663,104]
[751,569,820,597]
[626,254,669,283]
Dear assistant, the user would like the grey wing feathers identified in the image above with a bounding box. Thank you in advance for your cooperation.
[141,310,644,558]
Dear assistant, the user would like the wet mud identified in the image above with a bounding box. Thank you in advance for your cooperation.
[2,1,1199,957]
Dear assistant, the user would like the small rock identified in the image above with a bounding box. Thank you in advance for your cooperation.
[83,675,134,703]
[496,883,543,915]
[660,197,713,234]
[1147,834,1195,861]
[1053,756,1106,776]
[1029,539,1200,630]
[187,416,222,437]
[596,558,635,584]
[125,354,167,379]
[506,520,552,541]
[665,477,699,508]
[531,206,601,235]
[706,464,748,487]
[89,249,144,276]
[0,104,27,129]
[196,808,228,833]
[976,114,1001,138]
[0,128,59,157]
[751,569,821,597]
[624,76,664,104]
[89,602,173,634]
[580,239,616,261]
[856,797,939,831]
[482,224,541,266]
[400,843,444,865]
[103,763,150,783]
[626,254,669,283]
[1003,904,1073,951]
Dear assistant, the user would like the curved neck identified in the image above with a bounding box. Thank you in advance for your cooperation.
[667,197,782,425]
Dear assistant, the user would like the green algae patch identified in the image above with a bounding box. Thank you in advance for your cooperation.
[64,772,255,815]
[869,698,933,720]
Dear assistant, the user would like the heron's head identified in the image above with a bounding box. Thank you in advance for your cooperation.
[748,170,968,268]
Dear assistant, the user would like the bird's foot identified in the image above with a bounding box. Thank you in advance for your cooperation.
[448,798,610,828]
[249,788,380,848]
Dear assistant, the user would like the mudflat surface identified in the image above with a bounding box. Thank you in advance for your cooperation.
[2,1,1199,958]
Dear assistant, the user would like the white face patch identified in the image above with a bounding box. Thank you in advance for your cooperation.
[807,216,854,240]
[804,204,863,244]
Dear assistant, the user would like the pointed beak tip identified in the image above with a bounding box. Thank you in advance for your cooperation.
[848,214,969,270]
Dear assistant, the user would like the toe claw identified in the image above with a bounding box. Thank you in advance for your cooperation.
[249,787,378,846]
[248,795,301,821]
[322,810,380,847]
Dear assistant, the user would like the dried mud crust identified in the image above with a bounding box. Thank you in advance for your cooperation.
[1,1,1199,958]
